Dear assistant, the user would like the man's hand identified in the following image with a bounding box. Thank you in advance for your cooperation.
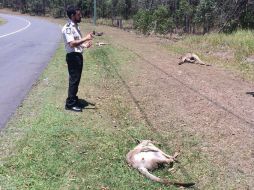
[82,40,92,48]
[69,33,93,48]
[83,32,93,41]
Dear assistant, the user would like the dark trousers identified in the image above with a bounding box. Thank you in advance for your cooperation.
[66,52,83,107]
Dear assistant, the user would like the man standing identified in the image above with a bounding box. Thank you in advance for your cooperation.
[62,5,93,112]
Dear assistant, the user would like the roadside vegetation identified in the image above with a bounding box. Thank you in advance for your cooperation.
[0,23,204,189]
[0,17,6,25]
[0,10,253,190]
[164,30,254,81]
[2,0,254,34]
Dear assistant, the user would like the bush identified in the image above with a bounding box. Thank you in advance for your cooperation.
[133,9,153,34]
[133,6,174,35]
[153,6,174,34]
[221,20,239,34]
[240,8,254,29]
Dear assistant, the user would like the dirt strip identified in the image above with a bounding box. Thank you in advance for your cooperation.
[93,25,254,189]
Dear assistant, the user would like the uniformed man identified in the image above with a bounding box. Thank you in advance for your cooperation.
[62,5,93,112]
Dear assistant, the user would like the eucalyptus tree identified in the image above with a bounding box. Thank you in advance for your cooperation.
[175,0,193,33]
[194,0,217,33]
[215,0,249,32]
[2,0,254,33]
[240,0,254,29]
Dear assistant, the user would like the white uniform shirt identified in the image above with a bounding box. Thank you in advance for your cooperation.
[62,20,83,53]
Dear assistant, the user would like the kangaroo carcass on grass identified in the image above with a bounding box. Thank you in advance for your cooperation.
[126,140,195,188]
[178,53,211,66]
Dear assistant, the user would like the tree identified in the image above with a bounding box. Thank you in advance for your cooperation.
[240,2,254,29]
[133,9,153,34]
[175,0,193,33]
[217,0,249,33]
[3,0,254,33]
[194,0,217,33]
[153,5,174,34]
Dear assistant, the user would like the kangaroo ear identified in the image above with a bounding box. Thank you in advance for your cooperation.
[135,139,141,144]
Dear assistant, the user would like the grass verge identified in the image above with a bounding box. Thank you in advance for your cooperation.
[165,30,254,81]
[0,22,217,189]
[0,40,174,190]
[0,17,6,25]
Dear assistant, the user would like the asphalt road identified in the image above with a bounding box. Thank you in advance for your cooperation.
[0,13,61,129]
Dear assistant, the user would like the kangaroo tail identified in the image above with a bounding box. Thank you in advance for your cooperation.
[138,167,195,188]
[166,181,195,188]
[138,167,164,183]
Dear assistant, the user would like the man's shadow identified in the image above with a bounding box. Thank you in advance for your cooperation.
[79,99,97,109]
[246,92,254,97]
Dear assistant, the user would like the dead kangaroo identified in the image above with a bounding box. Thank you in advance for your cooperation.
[95,42,110,46]
[126,140,195,188]
[178,53,210,66]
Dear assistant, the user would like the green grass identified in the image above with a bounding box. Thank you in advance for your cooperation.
[165,30,254,80]
[0,42,199,189]
[0,23,219,189]
[0,17,6,25]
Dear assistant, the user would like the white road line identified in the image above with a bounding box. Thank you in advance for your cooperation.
[0,16,31,39]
